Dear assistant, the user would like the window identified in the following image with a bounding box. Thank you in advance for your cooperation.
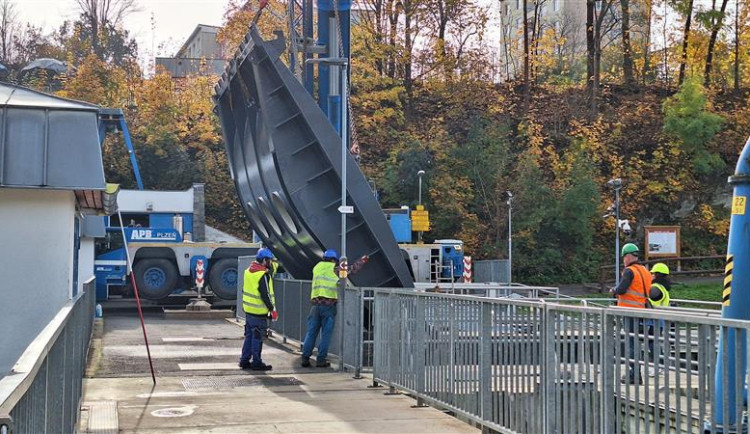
[505,3,510,15]
[516,17,522,29]
[515,0,520,9]
[553,0,559,11]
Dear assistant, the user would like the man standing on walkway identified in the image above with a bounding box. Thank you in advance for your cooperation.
[301,249,341,368]
[612,243,652,384]
[239,247,277,371]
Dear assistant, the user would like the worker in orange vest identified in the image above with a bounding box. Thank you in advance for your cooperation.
[611,243,652,384]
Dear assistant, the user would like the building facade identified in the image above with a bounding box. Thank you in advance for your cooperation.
[156,24,226,78]
[0,84,116,375]
[497,0,646,80]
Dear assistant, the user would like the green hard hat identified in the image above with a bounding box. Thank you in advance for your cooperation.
[651,263,670,275]
[621,243,639,257]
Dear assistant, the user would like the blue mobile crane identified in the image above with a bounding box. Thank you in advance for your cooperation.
[94,109,260,301]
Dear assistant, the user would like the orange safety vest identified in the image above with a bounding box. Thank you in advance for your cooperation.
[617,263,652,309]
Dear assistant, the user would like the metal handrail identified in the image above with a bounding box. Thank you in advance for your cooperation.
[371,287,750,433]
[0,278,95,434]
[0,281,90,412]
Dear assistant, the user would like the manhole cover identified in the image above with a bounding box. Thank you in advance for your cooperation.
[151,406,196,418]
[181,376,304,391]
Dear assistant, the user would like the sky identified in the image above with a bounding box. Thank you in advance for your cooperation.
[16,0,232,71]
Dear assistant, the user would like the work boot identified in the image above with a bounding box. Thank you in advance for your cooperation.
[316,359,331,368]
[301,358,311,368]
[250,363,273,371]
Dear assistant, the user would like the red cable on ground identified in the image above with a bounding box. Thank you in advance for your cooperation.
[118,210,157,385]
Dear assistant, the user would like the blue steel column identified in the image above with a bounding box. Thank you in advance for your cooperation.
[303,0,314,96]
[316,0,350,131]
[713,137,750,431]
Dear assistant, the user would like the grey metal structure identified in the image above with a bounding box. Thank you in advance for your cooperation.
[0,83,104,190]
[214,26,413,287]
[372,289,750,433]
[238,277,749,432]
[0,279,96,434]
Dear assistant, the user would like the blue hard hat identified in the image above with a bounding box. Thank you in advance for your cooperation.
[323,249,338,260]
[256,248,274,260]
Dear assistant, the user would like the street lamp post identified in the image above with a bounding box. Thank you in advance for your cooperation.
[506,191,513,285]
[607,178,623,286]
[417,170,425,243]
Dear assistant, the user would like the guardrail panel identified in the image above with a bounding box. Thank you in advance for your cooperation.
[0,280,95,434]
[369,289,750,434]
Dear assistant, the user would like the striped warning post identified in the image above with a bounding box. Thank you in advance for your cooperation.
[723,254,733,307]
[196,259,205,289]
[463,256,472,283]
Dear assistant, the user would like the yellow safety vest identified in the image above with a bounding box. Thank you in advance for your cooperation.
[650,282,671,308]
[311,261,338,300]
[243,269,275,315]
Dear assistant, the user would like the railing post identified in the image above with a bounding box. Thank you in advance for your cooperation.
[339,279,346,372]
[353,287,363,379]
[480,301,492,422]
[415,295,426,401]
[542,303,555,433]
[281,280,287,344]
[385,292,399,395]
[600,310,615,433]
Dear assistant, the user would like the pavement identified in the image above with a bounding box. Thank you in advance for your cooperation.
[80,312,476,433]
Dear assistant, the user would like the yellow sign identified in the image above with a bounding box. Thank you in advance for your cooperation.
[412,208,430,232]
[732,196,746,215]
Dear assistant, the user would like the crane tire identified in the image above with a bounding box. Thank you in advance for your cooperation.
[133,258,178,300]
[209,258,240,300]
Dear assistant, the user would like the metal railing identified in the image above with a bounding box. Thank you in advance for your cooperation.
[0,278,96,434]
[372,289,750,433]
[598,255,725,291]
[473,259,510,283]
[261,278,563,374]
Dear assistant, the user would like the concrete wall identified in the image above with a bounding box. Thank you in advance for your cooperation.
[0,188,76,375]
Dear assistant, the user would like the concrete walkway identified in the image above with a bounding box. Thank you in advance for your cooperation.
[80,312,475,433]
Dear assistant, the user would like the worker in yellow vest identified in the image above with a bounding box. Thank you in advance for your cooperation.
[301,249,340,368]
[649,262,671,307]
[239,247,277,371]
[647,262,671,376]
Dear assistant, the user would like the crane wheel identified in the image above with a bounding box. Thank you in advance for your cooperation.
[209,258,239,300]
[133,259,178,300]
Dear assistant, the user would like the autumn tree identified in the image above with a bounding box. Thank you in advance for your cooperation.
[675,0,694,86]
[620,0,635,86]
[699,0,730,86]
[0,0,18,65]
[72,0,139,64]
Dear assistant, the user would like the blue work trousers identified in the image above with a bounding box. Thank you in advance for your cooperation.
[302,304,337,362]
[240,314,268,367]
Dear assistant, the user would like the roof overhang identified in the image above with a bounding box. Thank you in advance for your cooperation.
[0,83,105,192]
[75,183,120,215]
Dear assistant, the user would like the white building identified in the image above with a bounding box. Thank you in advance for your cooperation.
[497,0,647,80]
[0,83,116,375]
[155,24,226,78]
